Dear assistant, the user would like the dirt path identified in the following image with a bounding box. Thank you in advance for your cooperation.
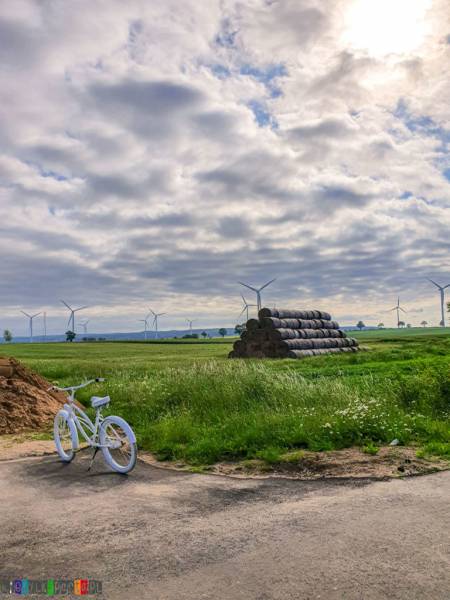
[2,435,447,480]
[1,453,450,599]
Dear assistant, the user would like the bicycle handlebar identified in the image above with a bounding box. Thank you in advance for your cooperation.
[48,378,106,392]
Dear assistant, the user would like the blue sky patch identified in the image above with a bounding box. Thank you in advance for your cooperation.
[210,64,231,79]
[240,63,287,98]
[41,169,68,181]
[248,100,278,129]
[394,99,450,149]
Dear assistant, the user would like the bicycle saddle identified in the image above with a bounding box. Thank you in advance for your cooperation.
[91,396,110,409]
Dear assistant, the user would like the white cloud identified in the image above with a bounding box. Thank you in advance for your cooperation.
[0,0,449,335]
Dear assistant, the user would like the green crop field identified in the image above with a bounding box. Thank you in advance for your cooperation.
[2,327,450,465]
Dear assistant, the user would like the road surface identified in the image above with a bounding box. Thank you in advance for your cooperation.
[1,454,449,599]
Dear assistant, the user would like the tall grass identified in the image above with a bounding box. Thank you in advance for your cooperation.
[98,361,450,464]
[3,335,450,464]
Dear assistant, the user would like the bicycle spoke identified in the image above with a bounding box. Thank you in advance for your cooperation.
[103,423,133,467]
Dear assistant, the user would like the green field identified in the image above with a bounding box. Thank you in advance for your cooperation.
[2,327,450,464]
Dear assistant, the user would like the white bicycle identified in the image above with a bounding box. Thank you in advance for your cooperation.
[51,378,137,474]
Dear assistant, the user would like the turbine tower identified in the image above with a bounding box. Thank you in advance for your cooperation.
[21,311,41,343]
[60,300,88,332]
[149,309,166,339]
[427,278,450,327]
[138,315,151,341]
[238,278,276,313]
[238,294,257,322]
[186,319,195,333]
[388,297,407,328]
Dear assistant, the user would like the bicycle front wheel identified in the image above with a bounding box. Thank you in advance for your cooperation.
[54,411,78,462]
[100,416,137,474]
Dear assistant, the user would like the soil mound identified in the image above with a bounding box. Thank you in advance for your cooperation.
[0,357,66,434]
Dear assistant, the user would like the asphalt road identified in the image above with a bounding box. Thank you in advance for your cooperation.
[1,454,449,600]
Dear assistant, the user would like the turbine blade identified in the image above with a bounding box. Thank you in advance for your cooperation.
[60,300,72,310]
[400,308,407,313]
[74,306,88,312]
[259,277,276,291]
[21,311,31,318]
[238,282,257,292]
[427,278,440,288]
[238,307,246,317]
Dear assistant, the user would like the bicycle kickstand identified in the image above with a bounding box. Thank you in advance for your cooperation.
[87,447,99,471]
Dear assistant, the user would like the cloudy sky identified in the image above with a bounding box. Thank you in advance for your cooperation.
[1,0,449,335]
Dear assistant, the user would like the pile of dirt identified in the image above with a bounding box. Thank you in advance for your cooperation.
[0,357,67,434]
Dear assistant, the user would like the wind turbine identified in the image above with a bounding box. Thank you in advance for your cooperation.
[186,319,195,333]
[138,315,151,341]
[427,278,450,327]
[21,311,41,343]
[238,294,257,322]
[79,320,90,335]
[388,297,407,328]
[60,300,88,332]
[149,309,166,339]
[238,278,276,312]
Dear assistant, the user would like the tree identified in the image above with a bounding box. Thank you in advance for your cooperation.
[421,320,428,327]
[398,321,405,328]
[201,331,208,339]
[3,329,12,343]
[65,330,76,342]
[377,323,384,329]
[218,328,227,338]
[356,321,365,331]
[234,324,245,335]
[407,323,412,328]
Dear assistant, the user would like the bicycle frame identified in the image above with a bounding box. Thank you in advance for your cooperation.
[64,399,104,448]
[56,380,117,450]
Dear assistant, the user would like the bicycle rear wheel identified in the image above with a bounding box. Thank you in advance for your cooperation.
[100,416,137,474]
[54,411,77,462]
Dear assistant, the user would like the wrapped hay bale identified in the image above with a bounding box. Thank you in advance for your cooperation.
[259,308,332,321]
[277,337,358,352]
[261,317,340,330]
[246,319,261,331]
[287,347,358,359]
[229,307,358,360]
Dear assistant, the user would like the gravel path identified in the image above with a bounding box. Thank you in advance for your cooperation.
[1,453,449,599]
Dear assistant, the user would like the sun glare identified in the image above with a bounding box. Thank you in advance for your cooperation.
[343,0,432,57]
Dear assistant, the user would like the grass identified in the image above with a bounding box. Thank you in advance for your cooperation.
[1,327,450,464]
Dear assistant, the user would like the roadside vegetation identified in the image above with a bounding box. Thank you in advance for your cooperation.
[2,328,450,465]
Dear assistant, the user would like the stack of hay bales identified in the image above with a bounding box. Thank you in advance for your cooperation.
[229,308,359,359]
